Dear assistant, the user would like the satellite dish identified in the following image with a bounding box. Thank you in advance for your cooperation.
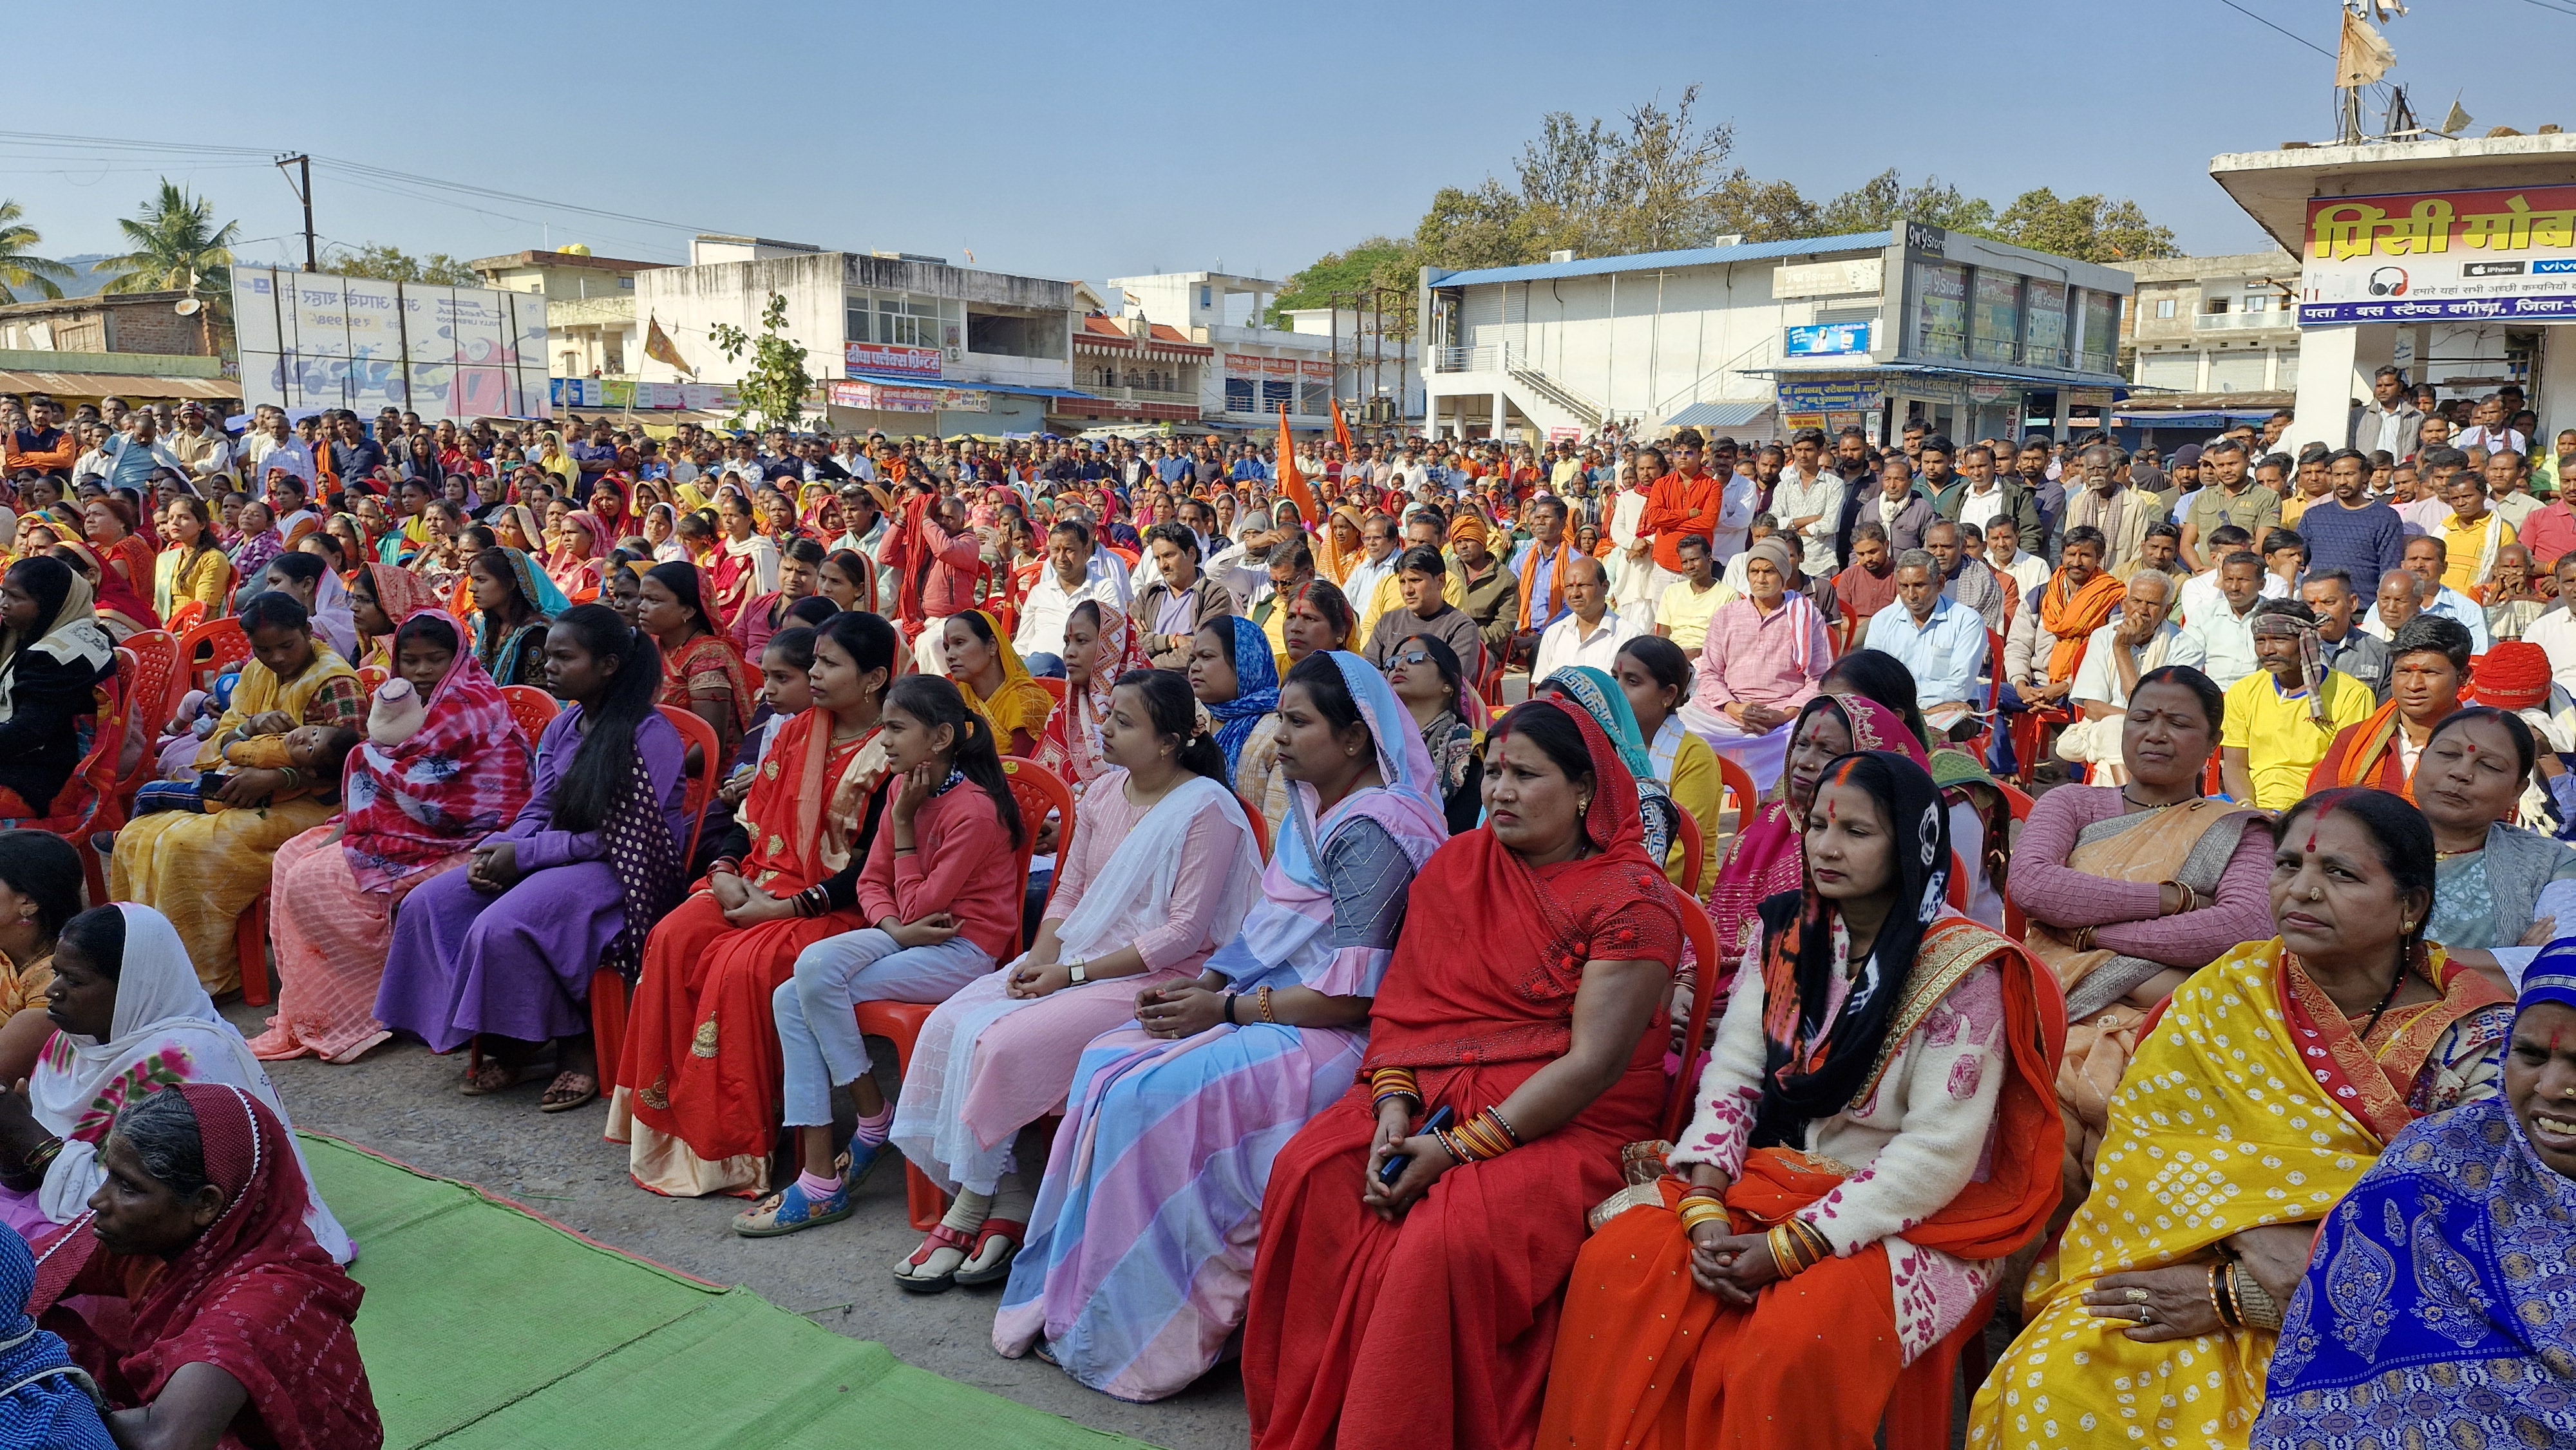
[174,297,203,315]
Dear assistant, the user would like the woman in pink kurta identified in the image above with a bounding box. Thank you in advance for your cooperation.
[889,671,1263,1292]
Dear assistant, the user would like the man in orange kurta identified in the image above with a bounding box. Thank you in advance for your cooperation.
[1642,431,1725,585]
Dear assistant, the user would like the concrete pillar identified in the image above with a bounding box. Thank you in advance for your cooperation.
[2537,327,2576,451]
[2289,323,2362,456]
[1490,386,1507,442]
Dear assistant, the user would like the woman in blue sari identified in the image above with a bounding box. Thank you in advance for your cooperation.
[1191,614,1286,838]
[2255,941,2576,1446]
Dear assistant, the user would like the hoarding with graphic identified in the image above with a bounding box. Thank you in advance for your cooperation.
[2298,185,2576,325]
[233,267,549,421]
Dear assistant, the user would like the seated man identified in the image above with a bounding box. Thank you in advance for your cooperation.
[2219,598,2376,810]
[1863,548,1985,739]
[2058,567,2180,783]
[2302,566,2392,702]
[1530,554,1642,681]
[2486,542,2551,642]
[1651,532,1734,654]
[1365,544,1484,679]
[1828,521,1898,630]
[2167,549,2268,688]
[1926,518,2003,631]
[2365,534,2493,650]
[2307,614,2472,796]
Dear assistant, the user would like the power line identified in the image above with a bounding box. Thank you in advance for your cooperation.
[2213,0,2337,58]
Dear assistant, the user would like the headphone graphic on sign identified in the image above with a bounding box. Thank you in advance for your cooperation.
[2368,267,2410,297]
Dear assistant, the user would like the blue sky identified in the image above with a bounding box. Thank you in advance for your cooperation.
[8,0,2565,291]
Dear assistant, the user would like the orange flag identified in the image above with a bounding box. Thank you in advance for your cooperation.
[1278,405,1319,528]
[1331,396,1354,458]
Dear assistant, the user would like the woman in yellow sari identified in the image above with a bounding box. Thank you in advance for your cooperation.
[941,608,1052,760]
[1970,786,2514,1450]
[109,590,363,996]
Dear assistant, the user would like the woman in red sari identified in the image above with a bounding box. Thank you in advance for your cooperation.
[28,1083,379,1450]
[1243,695,1683,1450]
[612,610,899,1196]
[547,509,609,605]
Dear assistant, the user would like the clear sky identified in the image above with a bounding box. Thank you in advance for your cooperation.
[6,0,2563,290]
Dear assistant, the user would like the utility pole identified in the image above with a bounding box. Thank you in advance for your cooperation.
[276,155,316,270]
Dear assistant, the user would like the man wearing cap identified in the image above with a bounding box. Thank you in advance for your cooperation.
[2219,598,2376,811]
[1679,533,1832,790]
[166,401,232,487]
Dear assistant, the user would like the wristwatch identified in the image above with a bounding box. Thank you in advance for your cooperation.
[1066,958,1089,985]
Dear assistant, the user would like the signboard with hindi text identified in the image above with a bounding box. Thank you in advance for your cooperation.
[234,266,550,420]
[2299,185,2576,325]
[844,341,943,379]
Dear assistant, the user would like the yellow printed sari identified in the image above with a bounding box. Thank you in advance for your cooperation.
[1968,939,2511,1449]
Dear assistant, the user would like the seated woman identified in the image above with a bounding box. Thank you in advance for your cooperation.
[2412,706,2576,988]
[2009,663,2274,1199]
[1033,600,1150,800]
[1383,631,1483,835]
[375,605,688,1113]
[547,509,607,603]
[345,560,442,674]
[465,546,564,689]
[79,494,155,614]
[248,551,354,663]
[1820,646,2014,930]
[0,557,117,824]
[23,1084,379,1450]
[735,674,1025,1236]
[890,669,1260,1292]
[615,611,900,1197]
[1678,536,1828,791]
[1243,695,1683,1450]
[995,650,1448,1400]
[2254,950,2576,1445]
[112,590,361,997]
[153,496,231,625]
[0,904,351,1261]
[2309,613,2471,797]
[0,833,84,1064]
[638,561,756,768]
[1186,613,1284,830]
[1615,635,1720,889]
[1969,788,2515,1449]
[0,1218,113,1449]
[1278,578,1358,672]
[252,610,533,1066]
[943,608,1053,761]
[46,539,157,643]
[1540,749,2061,1450]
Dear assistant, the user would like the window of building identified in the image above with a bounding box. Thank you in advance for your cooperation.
[2241,294,2271,314]
[1224,378,1256,413]
[967,310,1067,360]
[1261,379,1296,412]
[2154,297,2177,319]
[2202,296,2231,315]
[845,291,959,350]
[1200,285,1213,310]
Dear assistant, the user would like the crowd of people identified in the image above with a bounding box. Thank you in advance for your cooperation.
[1,380,2575,1448]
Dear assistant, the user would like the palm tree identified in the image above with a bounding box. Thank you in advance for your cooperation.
[0,200,73,303]
[97,180,239,310]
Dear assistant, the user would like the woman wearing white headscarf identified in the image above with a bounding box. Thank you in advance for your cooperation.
[0,902,352,1263]
[0,556,116,823]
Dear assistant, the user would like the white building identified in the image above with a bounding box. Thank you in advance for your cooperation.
[469,247,671,386]
[1099,271,1419,433]
[2208,133,2576,455]
[632,235,1088,435]
[2116,249,2303,394]
[1419,226,2134,446]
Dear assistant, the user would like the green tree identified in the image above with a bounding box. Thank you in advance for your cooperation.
[1599,86,1736,254]
[0,200,74,303]
[1411,179,1548,272]
[1814,170,1997,238]
[1268,236,1414,325]
[1987,189,2181,262]
[97,180,238,312]
[1705,172,1823,243]
[326,241,481,286]
[709,292,811,433]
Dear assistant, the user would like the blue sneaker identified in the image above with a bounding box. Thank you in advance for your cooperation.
[732,1160,853,1238]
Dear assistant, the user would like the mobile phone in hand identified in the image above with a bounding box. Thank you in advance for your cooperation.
[1378,1104,1454,1187]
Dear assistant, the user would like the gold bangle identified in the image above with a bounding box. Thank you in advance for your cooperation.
[1676,1201,1730,1234]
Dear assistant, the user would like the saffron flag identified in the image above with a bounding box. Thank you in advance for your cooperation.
[1331,396,1354,458]
[643,315,695,378]
[1278,406,1318,530]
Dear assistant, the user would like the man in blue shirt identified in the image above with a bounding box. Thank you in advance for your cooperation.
[2297,447,2406,587]
[1865,547,1988,739]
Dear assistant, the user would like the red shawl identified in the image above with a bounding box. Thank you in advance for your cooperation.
[32,1084,378,1450]
[341,606,534,893]
[1365,697,1684,1069]
[1035,605,1150,789]
[53,538,160,636]
[880,491,938,632]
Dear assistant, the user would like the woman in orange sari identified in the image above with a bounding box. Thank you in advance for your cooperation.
[611,610,898,1196]
[1542,749,2063,1450]
[637,560,757,764]
[2306,612,2468,800]
[79,495,156,610]
[1243,696,1682,1450]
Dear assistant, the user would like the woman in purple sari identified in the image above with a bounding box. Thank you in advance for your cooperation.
[375,603,688,1111]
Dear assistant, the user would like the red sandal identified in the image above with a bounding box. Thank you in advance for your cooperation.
[893,1223,976,1295]
[952,1218,1026,1288]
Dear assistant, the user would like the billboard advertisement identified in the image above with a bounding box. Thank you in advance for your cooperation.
[232,267,549,421]
[1783,321,1876,358]
[844,341,942,379]
[2298,185,2576,325]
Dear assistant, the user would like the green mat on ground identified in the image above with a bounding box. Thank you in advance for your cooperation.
[299,1134,1154,1449]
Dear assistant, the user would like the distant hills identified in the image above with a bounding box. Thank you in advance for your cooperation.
[44,255,118,300]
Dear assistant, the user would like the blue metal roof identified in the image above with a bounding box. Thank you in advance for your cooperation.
[1426,232,1894,289]
[1665,400,1774,429]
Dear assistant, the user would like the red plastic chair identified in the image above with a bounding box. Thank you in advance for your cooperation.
[591,705,719,1088]
[1670,807,1705,899]
[1034,675,1067,708]
[24,655,132,907]
[1238,793,1272,862]
[176,616,249,695]
[501,684,560,743]
[1994,780,2035,939]
[862,757,1078,1232]
[1660,895,1720,1142]
[2204,751,2225,797]
[164,599,207,634]
[113,630,180,812]
[1714,751,1761,842]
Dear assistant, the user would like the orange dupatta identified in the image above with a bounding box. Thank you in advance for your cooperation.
[2036,569,2123,684]
[1516,532,1578,630]
[2312,698,2449,802]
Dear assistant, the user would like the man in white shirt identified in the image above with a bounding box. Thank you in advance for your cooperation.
[1341,513,1403,631]
[1984,516,2050,602]
[2458,393,2528,457]
[2166,549,2267,687]
[1710,464,1758,563]
[1531,555,1642,681]
[2061,567,2181,780]
[1769,429,1847,589]
[165,401,233,487]
[2526,554,2576,694]
[2348,366,2424,459]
